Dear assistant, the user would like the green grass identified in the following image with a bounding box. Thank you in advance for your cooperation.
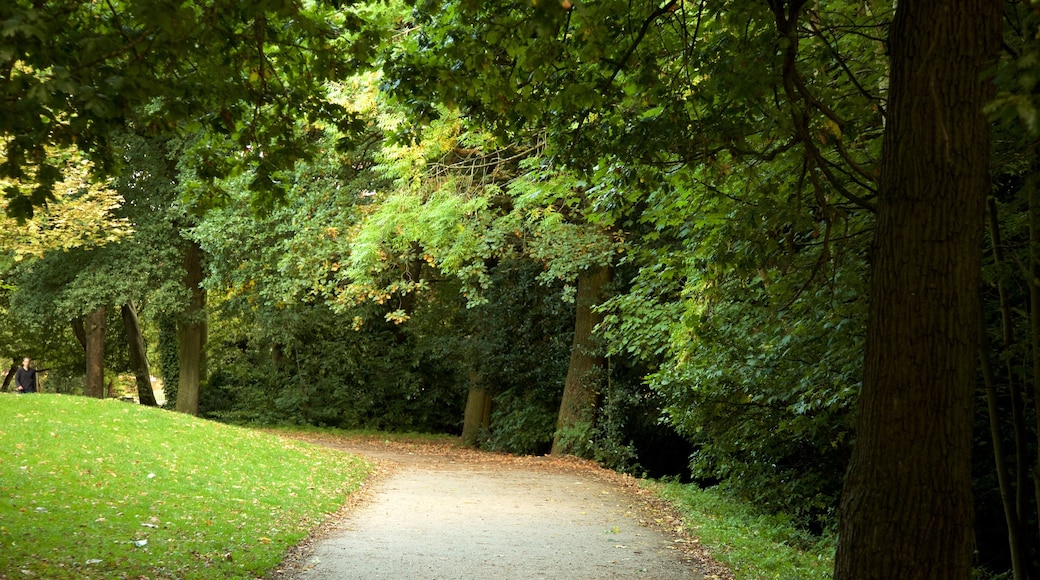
[0,394,373,579]
[656,481,836,580]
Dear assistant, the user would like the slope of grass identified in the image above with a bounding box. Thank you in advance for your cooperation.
[656,481,836,580]
[0,394,373,579]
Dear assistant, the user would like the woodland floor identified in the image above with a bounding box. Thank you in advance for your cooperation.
[266,433,733,580]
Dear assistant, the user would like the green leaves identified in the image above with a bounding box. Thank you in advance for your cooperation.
[1,0,375,217]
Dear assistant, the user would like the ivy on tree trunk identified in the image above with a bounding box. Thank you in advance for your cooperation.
[552,265,611,455]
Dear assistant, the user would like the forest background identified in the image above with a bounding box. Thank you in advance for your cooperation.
[0,0,1037,578]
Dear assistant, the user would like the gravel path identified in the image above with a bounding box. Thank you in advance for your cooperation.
[270,436,730,580]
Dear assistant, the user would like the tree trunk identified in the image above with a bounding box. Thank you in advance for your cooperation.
[551,265,610,455]
[71,317,86,349]
[2,363,15,391]
[175,240,207,415]
[461,372,493,447]
[1029,176,1040,542]
[834,2,1002,578]
[987,197,1033,575]
[978,307,1028,579]
[121,302,157,406]
[84,306,105,398]
[989,198,1032,525]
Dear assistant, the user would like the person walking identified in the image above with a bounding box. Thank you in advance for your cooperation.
[15,358,38,394]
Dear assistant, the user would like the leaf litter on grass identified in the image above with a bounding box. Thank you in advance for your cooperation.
[0,395,372,579]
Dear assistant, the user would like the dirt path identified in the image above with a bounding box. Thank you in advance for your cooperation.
[270,435,732,580]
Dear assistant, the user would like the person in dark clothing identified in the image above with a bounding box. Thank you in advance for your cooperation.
[15,358,38,393]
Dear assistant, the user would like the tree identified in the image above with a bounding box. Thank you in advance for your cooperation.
[84,306,105,397]
[122,301,157,406]
[384,0,1023,571]
[0,148,130,258]
[340,113,620,450]
[175,239,206,415]
[834,0,1002,577]
[551,264,610,454]
[384,0,879,512]
[2,0,380,408]
[0,0,366,217]
[2,148,133,395]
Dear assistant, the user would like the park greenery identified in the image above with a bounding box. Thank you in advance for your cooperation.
[0,395,372,579]
[0,0,1038,578]
[0,395,834,580]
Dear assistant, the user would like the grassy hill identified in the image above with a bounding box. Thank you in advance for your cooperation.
[0,394,372,579]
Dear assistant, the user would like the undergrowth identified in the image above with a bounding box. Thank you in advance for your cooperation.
[656,481,836,580]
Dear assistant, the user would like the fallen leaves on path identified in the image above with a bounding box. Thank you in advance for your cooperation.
[266,431,734,580]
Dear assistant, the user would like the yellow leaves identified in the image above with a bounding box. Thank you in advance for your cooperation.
[385,309,410,325]
[818,119,842,144]
[0,144,131,258]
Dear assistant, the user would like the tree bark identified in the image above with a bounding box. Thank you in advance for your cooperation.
[461,375,493,447]
[84,306,105,398]
[175,240,207,415]
[834,2,1002,578]
[121,302,157,406]
[551,265,611,455]
[71,317,86,350]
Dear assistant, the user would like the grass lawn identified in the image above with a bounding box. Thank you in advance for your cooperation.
[0,394,373,579]
[656,481,836,580]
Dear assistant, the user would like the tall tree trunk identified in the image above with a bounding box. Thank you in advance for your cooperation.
[834,2,1002,578]
[989,198,1032,524]
[1029,175,1040,542]
[84,306,105,398]
[461,370,493,447]
[551,265,611,455]
[121,302,157,406]
[176,240,207,415]
[984,200,1032,578]
[978,307,1028,579]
